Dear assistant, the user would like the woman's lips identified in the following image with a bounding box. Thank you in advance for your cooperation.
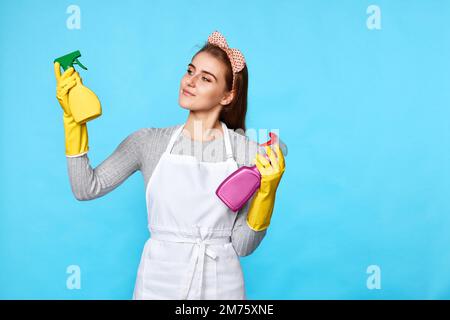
[182,89,195,97]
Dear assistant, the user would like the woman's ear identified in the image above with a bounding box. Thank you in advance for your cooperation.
[221,89,235,106]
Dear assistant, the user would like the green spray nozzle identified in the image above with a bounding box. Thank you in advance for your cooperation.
[54,50,88,71]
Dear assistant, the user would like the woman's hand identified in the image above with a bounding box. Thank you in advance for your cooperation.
[53,62,89,157]
[255,144,286,195]
[246,144,286,231]
[54,62,80,116]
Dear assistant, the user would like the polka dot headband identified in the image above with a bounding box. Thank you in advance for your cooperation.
[207,30,246,90]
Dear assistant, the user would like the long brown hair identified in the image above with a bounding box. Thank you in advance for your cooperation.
[193,41,248,132]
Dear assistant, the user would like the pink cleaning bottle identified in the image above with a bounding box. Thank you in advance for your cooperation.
[215,132,287,212]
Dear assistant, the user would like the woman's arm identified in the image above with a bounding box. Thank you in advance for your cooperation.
[66,128,148,201]
[231,137,268,257]
[231,195,267,257]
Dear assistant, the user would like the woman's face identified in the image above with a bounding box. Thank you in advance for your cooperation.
[178,51,234,112]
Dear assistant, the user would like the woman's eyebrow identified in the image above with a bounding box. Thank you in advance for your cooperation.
[188,63,217,81]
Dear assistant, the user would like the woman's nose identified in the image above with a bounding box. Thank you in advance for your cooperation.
[187,74,199,86]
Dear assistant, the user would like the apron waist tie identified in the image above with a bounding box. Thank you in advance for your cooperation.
[150,232,231,300]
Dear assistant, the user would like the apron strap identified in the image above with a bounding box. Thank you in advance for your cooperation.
[221,121,234,160]
[165,124,185,154]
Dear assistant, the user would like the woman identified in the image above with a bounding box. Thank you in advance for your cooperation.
[53,31,285,300]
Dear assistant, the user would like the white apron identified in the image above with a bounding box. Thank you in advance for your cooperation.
[133,121,246,300]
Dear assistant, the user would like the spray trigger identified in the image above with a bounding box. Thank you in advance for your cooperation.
[74,58,88,70]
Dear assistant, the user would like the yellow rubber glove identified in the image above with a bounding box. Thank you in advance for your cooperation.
[246,144,286,231]
[54,62,89,157]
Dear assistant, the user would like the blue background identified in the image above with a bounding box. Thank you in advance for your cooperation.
[1,0,449,299]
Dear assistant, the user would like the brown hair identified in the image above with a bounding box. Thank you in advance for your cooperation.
[193,42,248,132]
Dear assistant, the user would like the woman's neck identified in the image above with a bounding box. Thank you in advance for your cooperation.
[184,111,223,142]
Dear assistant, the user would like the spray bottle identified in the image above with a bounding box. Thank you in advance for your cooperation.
[216,132,288,212]
[54,50,102,124]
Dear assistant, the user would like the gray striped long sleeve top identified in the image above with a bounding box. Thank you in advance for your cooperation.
[66,124,267,257]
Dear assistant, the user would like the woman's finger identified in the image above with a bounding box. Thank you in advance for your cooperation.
[266,146,279,170]
[274,144,285,169]
[67,72,80,83]
[60,73,77,84]
[58,82,77,98]
[254,157,266,173]
[60,67,75,82]
[256,153,271,167]
[255,156,271,175]
[54,62,61,81]
[59,77,77,91]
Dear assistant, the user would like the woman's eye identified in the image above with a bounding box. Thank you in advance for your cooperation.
[186,69,210,82]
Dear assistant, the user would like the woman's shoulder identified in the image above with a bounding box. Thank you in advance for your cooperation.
[116,125,180,155]
[131,124,182,141]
